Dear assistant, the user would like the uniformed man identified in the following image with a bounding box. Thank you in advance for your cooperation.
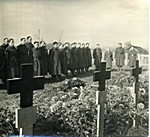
[104,48,113,70]
[48,41,61,81]
[0,38,9,83]
[0,45,5,83]
[82,43,88,72]
[93,44,102,71]
[25,36,34,63]
[59,43,68,76]
[69,42,77,76]
[85,43,92,72]
[128,46,137,68]
[76,43,82,74]
[115,43,125,71]
[17,38,29,76]
[32,41,41,76]
[64,42,71,76]
[5,39,18,78]
[40,41,48,76]
[80,43,86,73]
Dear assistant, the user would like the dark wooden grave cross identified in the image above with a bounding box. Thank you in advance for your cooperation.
[7,63,44,135]
[131,60,142,106]
[131,60,142,127]
[93,62,111,137]
[7,63,44,108]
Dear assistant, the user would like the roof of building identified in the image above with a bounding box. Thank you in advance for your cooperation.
[126,45,148,55]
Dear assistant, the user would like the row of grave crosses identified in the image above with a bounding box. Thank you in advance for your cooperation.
[6,61,142,136]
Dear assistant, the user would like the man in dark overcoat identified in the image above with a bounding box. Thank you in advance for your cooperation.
[17,38,29,76]
[0,46,5,83]
[82,43,88,72]
[85,43,92,72]
[128,46,137,68]
[93,44,102,71]
[104,48,113,70]
[32,41,41,76]
[76,43,82,74]
[69,42,77,76]
[5,39,18,78]
[25,36,34,63]
[48,41,61,81]
[115,43,125,71]
[64,42,71,76]
[59,43,68,76]
[40,41,48,76]
[0,38,9,83]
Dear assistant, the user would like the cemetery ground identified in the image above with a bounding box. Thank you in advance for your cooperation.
[0,65,149,137]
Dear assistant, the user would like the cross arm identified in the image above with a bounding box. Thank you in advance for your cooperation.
[33,76,44,90]
[7,78,21,94]
[93,71,111,82]
[93,71,100,82]
[132,67,142,76]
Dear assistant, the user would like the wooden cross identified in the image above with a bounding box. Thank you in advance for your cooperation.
[7,63,44,135]
[131,60,142,83]
[93,62,111,91]
[131,60,142,126]
[7,63,44,108]
[93,62,111,137]
[131,60,142,106]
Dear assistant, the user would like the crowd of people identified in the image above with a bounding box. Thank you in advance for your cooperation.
[0,36,93,83]
[0,36,138,83]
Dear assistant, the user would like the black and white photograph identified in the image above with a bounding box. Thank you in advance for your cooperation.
[0,0,149,136]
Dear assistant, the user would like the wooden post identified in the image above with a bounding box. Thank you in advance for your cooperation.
[16,106,36,135]
[93,62,111,137]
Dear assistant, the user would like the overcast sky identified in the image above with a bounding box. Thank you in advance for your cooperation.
[0,0,148,49]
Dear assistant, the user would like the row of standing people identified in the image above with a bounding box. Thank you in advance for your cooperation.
[0,36,92,83]
[93,43,138,71]
[0,37,138,83]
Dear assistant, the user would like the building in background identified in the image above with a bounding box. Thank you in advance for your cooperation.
[125,42,148,67]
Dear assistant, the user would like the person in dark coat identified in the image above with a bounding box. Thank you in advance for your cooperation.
[93,44,102,71]
[40,41,48,76]
[5,39,18,78]
[76,43,82,74]
[128,46,137,68]
[80,43,86,73]
[32,41,41,76]
[69,42,77,76]
[0,46,5,83]
[48,41,61,81]
[25,36,34,63]
[59,44,68,76]
[115,43,125,71]
[104,48,113,70]
[64,42,71,75]
[17,38,29,76]
[82,43,88,72]
[0,38,9,83]
[85,43,92,72]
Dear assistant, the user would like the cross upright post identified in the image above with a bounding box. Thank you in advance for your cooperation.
[131,60,142,107]
[93,62,111,137]
[131,60,142,127]
[7,63,44,135]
